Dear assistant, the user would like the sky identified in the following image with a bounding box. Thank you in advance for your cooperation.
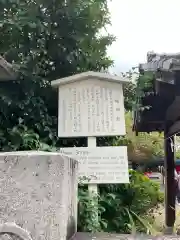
[107,0,180,74]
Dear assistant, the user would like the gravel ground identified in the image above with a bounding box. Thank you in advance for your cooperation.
[152,203,180,232]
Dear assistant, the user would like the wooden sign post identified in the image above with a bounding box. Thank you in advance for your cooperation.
[51,71,129,223]
[87,136,98,194]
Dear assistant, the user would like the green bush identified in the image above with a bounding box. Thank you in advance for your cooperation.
[78,170,164,234]
[78,186,102,232]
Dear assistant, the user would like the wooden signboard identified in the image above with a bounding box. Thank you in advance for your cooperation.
[51,71,127,137]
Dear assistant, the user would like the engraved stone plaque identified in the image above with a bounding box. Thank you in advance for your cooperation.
[0,152,78,240]
[60,146,129,184]
[58,79,126,137]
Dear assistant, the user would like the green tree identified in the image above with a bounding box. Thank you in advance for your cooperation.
[123,81,136,111]
[114,112,164,162]
[0,0,114,150]
[122,70,137,111]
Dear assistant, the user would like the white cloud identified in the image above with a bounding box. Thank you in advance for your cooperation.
[107,0,180,73]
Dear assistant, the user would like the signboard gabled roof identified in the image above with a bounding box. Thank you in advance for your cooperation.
[51,71,129,88]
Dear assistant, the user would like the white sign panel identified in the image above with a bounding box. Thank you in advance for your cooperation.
[60,146,129,184]
[58,79,125,137]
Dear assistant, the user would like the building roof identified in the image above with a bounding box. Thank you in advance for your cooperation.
[51,71,129,87]
[139,51,180,72]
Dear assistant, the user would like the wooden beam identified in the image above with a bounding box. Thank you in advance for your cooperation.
[166,96,180,122]
[164,124,175,233]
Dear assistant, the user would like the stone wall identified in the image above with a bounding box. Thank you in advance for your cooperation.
[0,151,78,240]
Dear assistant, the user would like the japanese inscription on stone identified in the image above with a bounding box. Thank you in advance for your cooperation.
[60,146,129,184]
[58,79,125,137]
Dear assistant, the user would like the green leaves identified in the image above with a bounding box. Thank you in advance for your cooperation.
[0,0,114,151]
[78,188,102,232]
[113,112,164,161]
[78,170,163,234]
[134,72,155,112]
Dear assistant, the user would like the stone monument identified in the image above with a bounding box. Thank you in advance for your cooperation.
[0,151,78,240]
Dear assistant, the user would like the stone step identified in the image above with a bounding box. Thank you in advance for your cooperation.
[71,232,180,240]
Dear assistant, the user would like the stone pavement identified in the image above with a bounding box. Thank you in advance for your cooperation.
[71,232,180,240]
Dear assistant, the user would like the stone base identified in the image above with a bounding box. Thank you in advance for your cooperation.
[71,232,179,240]
[163,226,174,235]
